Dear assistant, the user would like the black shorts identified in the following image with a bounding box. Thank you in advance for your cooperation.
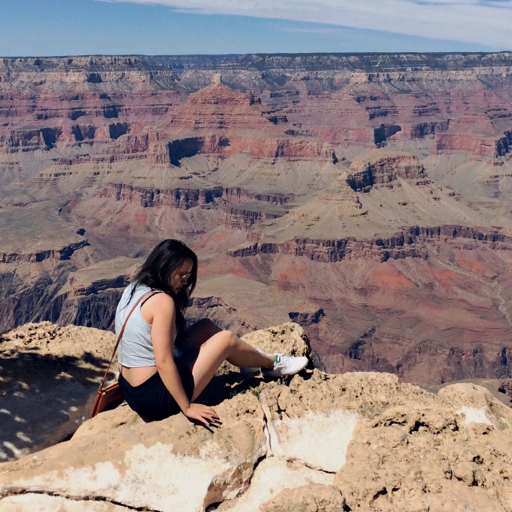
[119,360,195,421]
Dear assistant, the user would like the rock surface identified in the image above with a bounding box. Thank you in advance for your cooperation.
[2,371,512,511]
[0,322,117,461]
[0,320,310,462]
[1,322,512,511]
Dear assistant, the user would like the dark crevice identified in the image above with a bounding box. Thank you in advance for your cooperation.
[167,137,204,166]
[204,453,268,511]
[41,127,62,149]
[372,487,388,500]
[86,73,102,84]
[288,458,337,475]
[109,122,128,140]
[1,489,157,511]
[409,420,429,434]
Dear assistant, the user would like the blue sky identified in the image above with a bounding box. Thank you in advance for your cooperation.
[0,0,509,57]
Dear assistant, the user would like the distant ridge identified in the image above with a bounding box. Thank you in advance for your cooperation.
[2,51,512,73]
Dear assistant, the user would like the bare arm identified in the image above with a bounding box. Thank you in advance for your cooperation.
[149,293,219,427]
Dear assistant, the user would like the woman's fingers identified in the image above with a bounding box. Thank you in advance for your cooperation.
[184,403,222,428]
[203,407,221,426]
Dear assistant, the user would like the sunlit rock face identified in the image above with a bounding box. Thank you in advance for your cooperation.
[1,53,512,387]
[2,321,512,511]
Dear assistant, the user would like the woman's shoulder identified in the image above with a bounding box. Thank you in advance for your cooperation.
[122,281,152,298]
[118,282,150,307]
[142,290,176,323]
[146,290,174,307]
[129,282,171,303]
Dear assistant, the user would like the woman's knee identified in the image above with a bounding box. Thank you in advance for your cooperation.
[216,330,238,350]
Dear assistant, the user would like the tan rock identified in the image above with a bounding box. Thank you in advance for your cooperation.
[260,484,347,512]
[262,406,359,472]
[0,322,117,461]
[0,393,266,512]
[333,393,512,512]
[2,323,512,512]
[259,370,439,419]
[0,320,312,462]
[241,322,311,358]
[245,370,438,474]
[221,458,333,512]
[71,402,142,440]
[438,382,512,429]
[0,494,128,511]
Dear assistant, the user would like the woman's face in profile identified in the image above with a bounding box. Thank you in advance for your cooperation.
[169,258,193,294]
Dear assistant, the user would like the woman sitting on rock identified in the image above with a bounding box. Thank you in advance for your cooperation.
[116,239,308,427]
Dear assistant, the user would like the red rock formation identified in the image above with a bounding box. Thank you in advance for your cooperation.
[435,134,497,157]
[228,225,511,263]
[2,53,512,387]
[98,183,224,209]
[222,188,293,205]
[148,82,339,163]
[0,240,89,263]
[164,81,273,132]
[347,153,426,192]
[222,204,285,230]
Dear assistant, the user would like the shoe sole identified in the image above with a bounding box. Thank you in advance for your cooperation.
[262,358,308,379]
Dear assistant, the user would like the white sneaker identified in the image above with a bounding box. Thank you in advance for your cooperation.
[261,354,308,379]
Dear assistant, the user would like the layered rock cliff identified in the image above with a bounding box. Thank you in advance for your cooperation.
[1,52,512,387]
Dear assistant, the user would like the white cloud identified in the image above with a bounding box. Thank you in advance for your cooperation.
[97,0,511,49]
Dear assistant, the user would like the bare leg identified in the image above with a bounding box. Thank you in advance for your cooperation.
[190,330,274,401]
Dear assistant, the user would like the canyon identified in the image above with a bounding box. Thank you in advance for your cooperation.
[1,52,512,386]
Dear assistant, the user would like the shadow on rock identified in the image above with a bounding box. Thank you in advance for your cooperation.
[0,322,117,461]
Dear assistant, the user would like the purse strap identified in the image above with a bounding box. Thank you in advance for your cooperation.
[98,288,158,389]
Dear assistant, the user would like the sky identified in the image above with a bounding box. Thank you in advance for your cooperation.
[0,0,510,57]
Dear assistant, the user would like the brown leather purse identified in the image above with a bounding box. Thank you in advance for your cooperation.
[91,289,156,417]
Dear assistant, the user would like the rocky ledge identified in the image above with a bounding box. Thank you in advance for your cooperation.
[1,322,512,511]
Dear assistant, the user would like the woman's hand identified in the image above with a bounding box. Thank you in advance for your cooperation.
[183,403,221,428]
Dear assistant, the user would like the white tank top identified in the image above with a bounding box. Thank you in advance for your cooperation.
[115,282,166,368]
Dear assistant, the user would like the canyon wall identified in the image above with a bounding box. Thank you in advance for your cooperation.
[1,52,512,385]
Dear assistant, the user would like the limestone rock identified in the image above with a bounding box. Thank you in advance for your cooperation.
[242,322,311,358]
[219,458,334,511]
[438,382,512,429]
[2,323,512,511]
[0,393,266,512]
[0,320,312,462]
[0,494,128,511]
[71,402,143,440]
[260,484,347,512]
[333,401,512,511]
[0,322,117,462]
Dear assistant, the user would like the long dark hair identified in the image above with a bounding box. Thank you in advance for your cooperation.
[130,239,198,334]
